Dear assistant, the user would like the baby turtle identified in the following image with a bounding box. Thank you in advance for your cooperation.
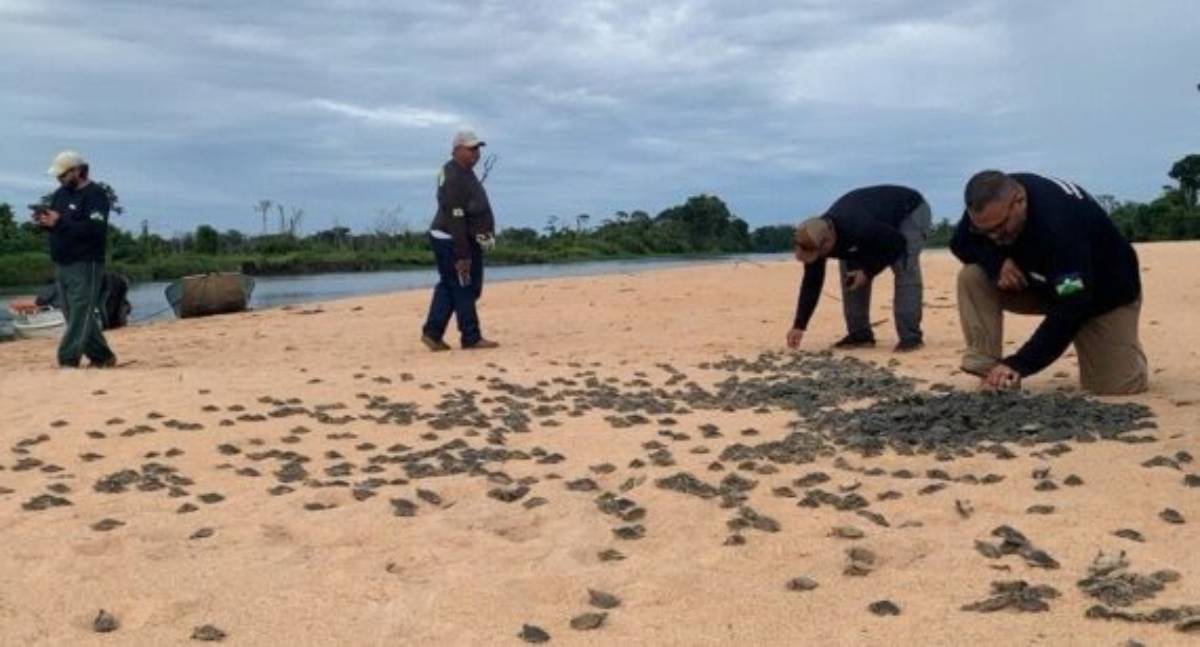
[597,549,625,562]
[91,518,125,532]
[868,600,901,616]
[190,528,215,540]
[1160,508,1186,524]
[1026,505,1056,515]
[416,489,443,506]
[518,624,550,643]
[570,612,606,631]
[93,609,119,633]
[830,526,865,540]
[1113,528,1146,543]
[191,624,227,641]
[613,525,645,540]
[786,577,819,592]
[588,589,621,609]
[390,498,418,517]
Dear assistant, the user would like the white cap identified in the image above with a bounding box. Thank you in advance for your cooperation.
[452,129,485,149]
[47,150,86,177]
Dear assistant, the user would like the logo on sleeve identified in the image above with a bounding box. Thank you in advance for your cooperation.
[1055,272,1085,297]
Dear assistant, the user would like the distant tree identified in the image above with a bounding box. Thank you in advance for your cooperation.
[1094,193,1119,215]
[195,225,219,255]
[499,227,539,246]
[750,225,795,253]
[288,207,305,237]
[1169,154,1200,207]
[255,200,272,235]
[544,215,559,236]
[372,205,406,238]
[655,194,752,252]
[575,213,591,231]
[0,203,16,242]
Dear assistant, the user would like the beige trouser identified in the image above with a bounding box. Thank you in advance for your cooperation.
[957,264,1149,395]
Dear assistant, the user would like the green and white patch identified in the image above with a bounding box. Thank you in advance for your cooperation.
[1055,275,1085,296]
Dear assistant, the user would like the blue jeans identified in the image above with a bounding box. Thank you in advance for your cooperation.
[422,235,484,346]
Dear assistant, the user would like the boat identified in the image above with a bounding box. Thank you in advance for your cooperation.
[165,272,255,318]
[8,307,66,339]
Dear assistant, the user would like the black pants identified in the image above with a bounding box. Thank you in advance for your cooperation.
[422,236,484,346]
[56,261,115,367]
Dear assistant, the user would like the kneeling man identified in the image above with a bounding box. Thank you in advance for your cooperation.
[952,170,1148,394]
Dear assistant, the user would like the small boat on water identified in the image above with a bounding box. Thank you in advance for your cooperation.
[165,272,255,319]
[8,307,66,339]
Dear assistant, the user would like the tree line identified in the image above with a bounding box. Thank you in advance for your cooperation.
[2,153,1197,287]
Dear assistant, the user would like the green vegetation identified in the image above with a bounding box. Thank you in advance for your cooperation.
[3,153,1197,288]
[0,194,788,287]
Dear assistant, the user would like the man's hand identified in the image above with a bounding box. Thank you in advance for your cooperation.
[997,258,1027,291]
[454,258,471,285]
[844,270,869,292]
[35,209,60,228]
[982,363,1022,391]
[786,328,805,349]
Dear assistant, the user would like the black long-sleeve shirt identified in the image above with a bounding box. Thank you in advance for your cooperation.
[428,160,495,260]
[950,173,1141,377]
[47,181,109,264]
[793,185,925,329]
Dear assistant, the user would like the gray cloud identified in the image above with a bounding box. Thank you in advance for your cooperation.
[0,0,1195,235]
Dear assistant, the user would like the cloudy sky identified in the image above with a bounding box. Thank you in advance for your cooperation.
[0,0,1196,236]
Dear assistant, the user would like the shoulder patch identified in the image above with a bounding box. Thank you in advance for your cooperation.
[1055,273,1085,297]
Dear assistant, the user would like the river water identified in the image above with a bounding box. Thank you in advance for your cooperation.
[0,254,789,339]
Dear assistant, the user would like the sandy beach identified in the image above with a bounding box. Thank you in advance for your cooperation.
[2,242,1198,646]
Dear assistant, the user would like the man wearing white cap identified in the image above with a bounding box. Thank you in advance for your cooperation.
[32,150,117,367]
[420,129,500,351]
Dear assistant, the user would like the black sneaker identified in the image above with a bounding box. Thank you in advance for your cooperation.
[832,333,876,349]
[421,335,451,352]
[90,356,118,368]
[893,339,925,353]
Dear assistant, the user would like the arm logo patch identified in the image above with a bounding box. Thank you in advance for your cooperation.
[1055,273,1085,296]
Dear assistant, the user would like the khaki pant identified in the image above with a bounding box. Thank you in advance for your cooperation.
[957,264,1148,395]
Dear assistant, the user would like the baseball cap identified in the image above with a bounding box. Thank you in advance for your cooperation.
[452,129,486,149]
[47,150,86,177]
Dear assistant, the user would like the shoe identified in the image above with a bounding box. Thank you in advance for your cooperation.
[89,356,118,368]
[832,333,876,349]
[893,339,924,353]
[421,335,451,352]
[463,338,500,350]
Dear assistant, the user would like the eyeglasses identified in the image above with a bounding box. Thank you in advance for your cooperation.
[968,212,1010,237]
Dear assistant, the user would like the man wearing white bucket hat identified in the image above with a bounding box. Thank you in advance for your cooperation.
[31,150,117,367]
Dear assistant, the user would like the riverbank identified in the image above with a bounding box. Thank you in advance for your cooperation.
[1,242,1197,645]
[0,247,795,289]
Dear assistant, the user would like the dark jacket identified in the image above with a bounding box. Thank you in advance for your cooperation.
[47,181,110,264]
[428,160,495,260]
[793,185,926,329]
[950,173,1141,377]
